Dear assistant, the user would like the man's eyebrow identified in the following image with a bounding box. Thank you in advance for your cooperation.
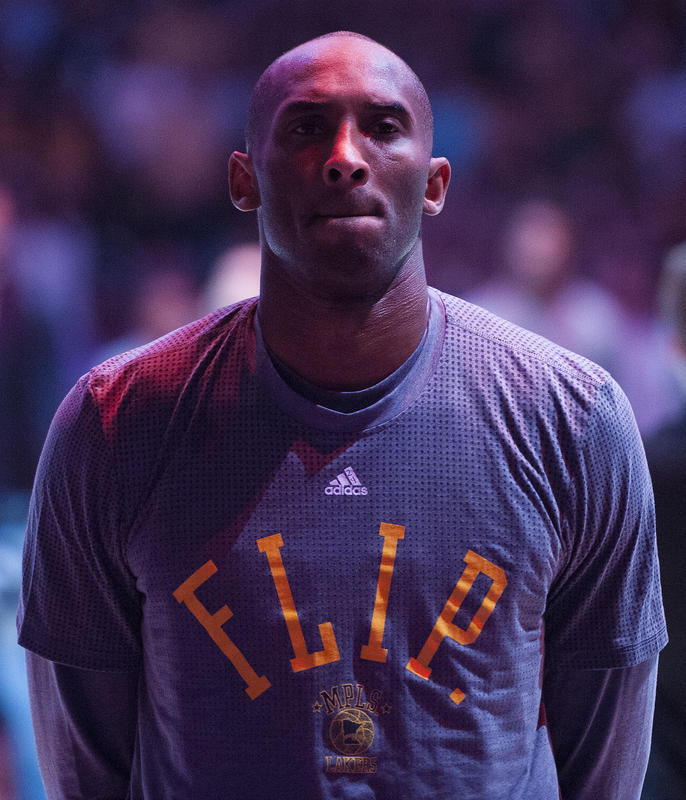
[277,100,413,122]
[363,102,412,121]
[277,101,334,118]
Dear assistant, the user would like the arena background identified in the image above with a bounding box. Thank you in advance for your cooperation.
[1,1,685,797]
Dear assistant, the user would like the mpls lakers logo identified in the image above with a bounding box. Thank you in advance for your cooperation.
[325,466,369,496]
[329,708,375,756]
[313,682,391,774]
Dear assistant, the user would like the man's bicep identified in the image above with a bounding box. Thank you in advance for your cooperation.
[545,378,667,670]
[26,650,139,800]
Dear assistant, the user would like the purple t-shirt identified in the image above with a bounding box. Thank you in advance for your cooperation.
[18,289,666,799]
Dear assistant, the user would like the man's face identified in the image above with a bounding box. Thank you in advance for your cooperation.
[242,39,441,298]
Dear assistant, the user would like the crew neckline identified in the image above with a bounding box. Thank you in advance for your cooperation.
[267,325,428,413]
[253,288,446,432]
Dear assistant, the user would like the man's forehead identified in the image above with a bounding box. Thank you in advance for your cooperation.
[268,38,417,109]
[246,34,433,154]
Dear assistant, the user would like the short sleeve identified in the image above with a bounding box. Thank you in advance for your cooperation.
[17,374,141,671]
[545,378,668,669]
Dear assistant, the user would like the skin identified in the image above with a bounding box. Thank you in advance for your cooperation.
[229,35,450,389]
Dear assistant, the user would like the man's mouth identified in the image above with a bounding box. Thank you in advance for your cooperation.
[312,213,383,227]
[312,208,383,222]
[310,198,384,222]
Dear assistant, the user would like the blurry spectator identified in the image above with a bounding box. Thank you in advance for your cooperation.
[467,198,625,374]
[641,242,686,800]
[5,101,101,399]
[0,184,59,493]
[0,493,45,800]
[0,186,48,799]
[596,228,681,436]
[0,183,48,800]
[82,5,250,249]
[0,0,60,77]
[94,244,201,364]
[620,12,686,198]
[12,218,96,394]
[201,242,261,314]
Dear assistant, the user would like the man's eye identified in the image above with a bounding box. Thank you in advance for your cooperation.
[370,121,400,137]
[292,121,324,136]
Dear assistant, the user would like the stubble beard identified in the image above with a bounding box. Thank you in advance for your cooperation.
[297,234,419,306]
[259,205,423,306]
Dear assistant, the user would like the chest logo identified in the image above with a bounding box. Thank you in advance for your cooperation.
[325,466,369,496]
[329,708,375,756]
[313,682,387,774]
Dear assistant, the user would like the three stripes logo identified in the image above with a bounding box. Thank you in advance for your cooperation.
[325,466,369,496]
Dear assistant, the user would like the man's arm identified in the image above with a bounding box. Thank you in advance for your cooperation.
[26,651,138,800]
[18,374,142,796]
[543,377,666,797]
[543,655,658,800]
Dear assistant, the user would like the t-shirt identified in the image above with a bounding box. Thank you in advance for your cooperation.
[18,288,667,800]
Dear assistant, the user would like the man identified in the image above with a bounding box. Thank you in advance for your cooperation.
[18,32,666,799]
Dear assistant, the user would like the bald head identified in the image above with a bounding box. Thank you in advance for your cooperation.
[245,32,434,157]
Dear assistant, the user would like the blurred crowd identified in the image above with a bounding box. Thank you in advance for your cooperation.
[2,1,686,797]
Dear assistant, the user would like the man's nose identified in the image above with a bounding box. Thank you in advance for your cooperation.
[322,122,368,188]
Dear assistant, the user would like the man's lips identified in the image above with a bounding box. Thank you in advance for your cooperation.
[310,208,383,222]
[309,198,384,221]
[311,213,384,228]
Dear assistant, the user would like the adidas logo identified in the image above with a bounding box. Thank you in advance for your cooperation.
[325,466,369,496]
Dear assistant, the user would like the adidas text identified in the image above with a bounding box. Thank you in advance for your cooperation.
[325,485,369,496]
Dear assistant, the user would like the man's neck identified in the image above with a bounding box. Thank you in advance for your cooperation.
[258,250,429,391]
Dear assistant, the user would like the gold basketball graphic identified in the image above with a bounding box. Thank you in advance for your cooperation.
[329,708,375,755]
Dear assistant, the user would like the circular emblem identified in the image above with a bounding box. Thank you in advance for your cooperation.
[328,708,375,755]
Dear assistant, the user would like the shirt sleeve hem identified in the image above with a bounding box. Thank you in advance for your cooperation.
[18,631,141,673]
[547,627,668,670]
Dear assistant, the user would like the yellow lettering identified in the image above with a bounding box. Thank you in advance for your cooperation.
[342,683,355,707]
[360,523,405,662]
[173,560,271,700]
[367,688,381,715]
[257,533,340,672]
[321,686,343,714]
[406,549,507,705]
[324,755,377,774]
[354,683,366,708]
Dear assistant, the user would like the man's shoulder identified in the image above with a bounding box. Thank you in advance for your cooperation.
[434,288,611,391]
[87,298,257,408]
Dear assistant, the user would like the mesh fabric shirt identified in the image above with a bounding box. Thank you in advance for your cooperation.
[18,289,667,799]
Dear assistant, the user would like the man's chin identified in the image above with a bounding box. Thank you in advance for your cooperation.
[305,216,386,251]
[303,239,388,272]
[298,247,405,302]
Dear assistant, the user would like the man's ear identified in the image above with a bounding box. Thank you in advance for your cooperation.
[423,157,451,216]
[229,151,261,211]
